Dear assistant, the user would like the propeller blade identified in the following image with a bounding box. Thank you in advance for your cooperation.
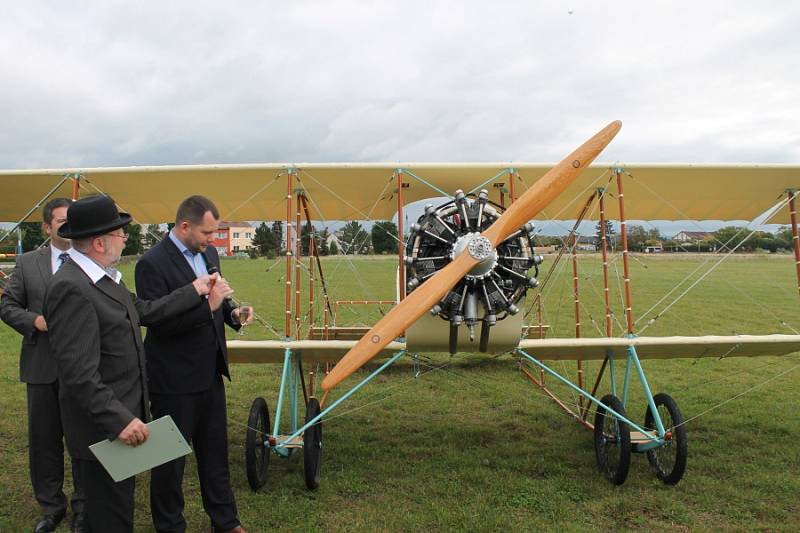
[321,120,622,392]
[482,120,622,246]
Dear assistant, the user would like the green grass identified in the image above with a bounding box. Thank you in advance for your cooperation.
[1,253,799,532]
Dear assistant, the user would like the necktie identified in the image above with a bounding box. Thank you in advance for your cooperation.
[56,252,69,271]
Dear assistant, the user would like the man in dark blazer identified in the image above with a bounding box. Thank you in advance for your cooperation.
[1,198,86,533]
[135,195,251,533]
[43,195,230,533]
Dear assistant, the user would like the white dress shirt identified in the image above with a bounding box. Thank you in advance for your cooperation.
[50,245,74,274]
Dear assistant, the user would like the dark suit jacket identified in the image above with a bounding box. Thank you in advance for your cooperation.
[1,246,59,384]
[43,259,203,460]
[135,238,238,395]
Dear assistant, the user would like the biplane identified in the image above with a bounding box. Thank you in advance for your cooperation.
[1,121,799,489]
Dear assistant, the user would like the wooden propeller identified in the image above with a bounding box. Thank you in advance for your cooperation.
[321,120,622,392]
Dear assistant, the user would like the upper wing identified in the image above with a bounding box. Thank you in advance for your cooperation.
[1,163,797,223]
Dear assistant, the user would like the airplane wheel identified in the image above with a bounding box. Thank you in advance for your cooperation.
[245,397,270,491]
[594,394,631,485]
[644,393,687,485]
[303,397,323,490]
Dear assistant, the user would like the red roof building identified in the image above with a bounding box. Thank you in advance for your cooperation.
[211,221,254,256]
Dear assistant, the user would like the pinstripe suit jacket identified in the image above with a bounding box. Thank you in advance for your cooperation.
[43,259,204,460]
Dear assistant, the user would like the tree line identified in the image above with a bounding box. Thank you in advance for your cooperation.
[7,219,791,256]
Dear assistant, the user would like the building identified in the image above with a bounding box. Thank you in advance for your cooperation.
[212,221,254,256]
[644,242,664,253]
[673,231,711,243]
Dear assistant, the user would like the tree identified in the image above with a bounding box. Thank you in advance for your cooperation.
[20,222,45,252]
[775,226,794,251]
[123,224,142,255]
[144,224,164,248]
[271,221,283,252]
[340,221,370,254]
[301,222,315,255]
[329,240,338,255]
[625,225,648,252]
[317,227,330,256]
[371,220,398,254]
[714,226,749,252]
[252,222,279,257]
[624,225,663,252]
[595,220,615,250]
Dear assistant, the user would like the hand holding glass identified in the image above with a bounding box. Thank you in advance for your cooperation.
[238,302,252,335]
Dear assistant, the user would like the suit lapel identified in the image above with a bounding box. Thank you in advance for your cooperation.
[163,237,199,282]
[36,246,52,282]
[94,276,131,310]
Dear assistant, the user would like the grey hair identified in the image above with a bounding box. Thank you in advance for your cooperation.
[71,237,94,253]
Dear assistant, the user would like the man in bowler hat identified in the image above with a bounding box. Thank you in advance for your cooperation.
[1,198,86,532]
[43,195,233,533]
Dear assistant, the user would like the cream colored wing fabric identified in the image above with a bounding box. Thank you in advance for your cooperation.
[1,163,797,223]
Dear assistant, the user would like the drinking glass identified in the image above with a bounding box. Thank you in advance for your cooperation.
[238,302,252,335]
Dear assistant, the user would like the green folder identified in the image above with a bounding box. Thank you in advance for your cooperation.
[89,415,192,482]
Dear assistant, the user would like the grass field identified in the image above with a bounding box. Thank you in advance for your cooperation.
[1,253,799,532]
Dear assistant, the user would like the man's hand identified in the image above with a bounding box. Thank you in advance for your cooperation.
[232,305,254,326]
[192,273,218,296]
[34,315,48,332]
[118,417,149,447]
[208,277,233,312]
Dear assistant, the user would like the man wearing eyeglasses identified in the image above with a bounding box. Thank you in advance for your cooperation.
[1,198,86,533]
[42,195,232,533]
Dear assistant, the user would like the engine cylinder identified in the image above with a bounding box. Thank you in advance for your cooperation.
[404,190,542,349]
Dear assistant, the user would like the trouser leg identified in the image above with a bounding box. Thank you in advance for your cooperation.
[76,458,134,533]
[69,456,85,514]
[27,382,67,515]
[150,392,197,533]
[195,376,239,531]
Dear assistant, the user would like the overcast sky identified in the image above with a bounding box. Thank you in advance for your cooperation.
[2,1,799,170]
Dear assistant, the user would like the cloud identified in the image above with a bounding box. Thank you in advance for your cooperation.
[0,0,798,169]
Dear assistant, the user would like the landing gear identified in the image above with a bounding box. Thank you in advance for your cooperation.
[594,394,631,485]
[245,397,270,491]
[303,398,323,490]
[643,393,687,485]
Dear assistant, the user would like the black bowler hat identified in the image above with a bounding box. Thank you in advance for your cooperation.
[58,195,132,239]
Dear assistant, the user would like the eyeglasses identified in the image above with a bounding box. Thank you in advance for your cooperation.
[105,232,129,242]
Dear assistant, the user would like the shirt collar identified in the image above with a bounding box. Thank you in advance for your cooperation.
[69,249,122,284]
[169,230,193,256]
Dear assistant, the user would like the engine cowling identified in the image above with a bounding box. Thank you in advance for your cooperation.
[404,189,543,353]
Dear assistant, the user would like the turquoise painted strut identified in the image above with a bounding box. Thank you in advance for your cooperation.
[628,344,666,436]
[275,350,407,449]
[516,348,659,442]
[272,347,293,438]
[467,168,514,196]
[398,169,453,199]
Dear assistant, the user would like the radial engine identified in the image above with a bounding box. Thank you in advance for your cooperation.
[404,189,543,353]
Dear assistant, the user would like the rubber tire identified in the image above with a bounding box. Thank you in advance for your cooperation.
[594,394,632,485]
[303,398,323,490]
[245,397,270,492]
[644,393,688,485]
